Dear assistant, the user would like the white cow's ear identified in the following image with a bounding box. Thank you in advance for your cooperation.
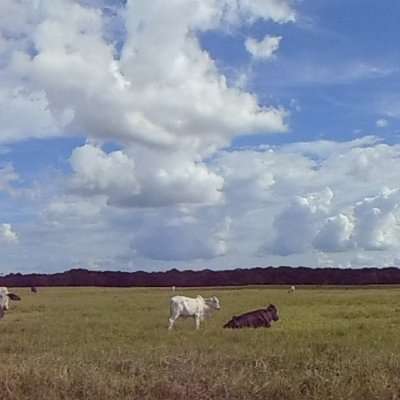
[7,293,21,301]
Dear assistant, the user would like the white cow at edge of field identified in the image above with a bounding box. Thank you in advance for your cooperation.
[168,295,221,330]
[288,285,296,294]
[0,287,21,319]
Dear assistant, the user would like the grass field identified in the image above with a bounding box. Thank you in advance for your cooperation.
[1,286,400,400]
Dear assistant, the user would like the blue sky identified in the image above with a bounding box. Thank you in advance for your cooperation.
[1,0,400,273]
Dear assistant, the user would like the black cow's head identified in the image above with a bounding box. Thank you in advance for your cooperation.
[266,304,279,321]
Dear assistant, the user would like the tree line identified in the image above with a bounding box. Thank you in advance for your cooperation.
[1,266,400,287]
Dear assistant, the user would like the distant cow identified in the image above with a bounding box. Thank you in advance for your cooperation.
[172,286,176,293]
[168,295,221,330]
[31,286,37,293]
[288,285,296,294]
[223,304,279,329]
[0,287,21,319]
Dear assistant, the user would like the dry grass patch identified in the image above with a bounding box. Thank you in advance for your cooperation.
[1,286,400,399]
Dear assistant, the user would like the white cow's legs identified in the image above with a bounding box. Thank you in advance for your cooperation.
[194,314,201,329]
[168,312,179,330]
[168,317,176,330]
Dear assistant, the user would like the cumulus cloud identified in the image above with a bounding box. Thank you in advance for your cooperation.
[257,144,400,257]
[245,35,282,59]
[213,138,400,264]
[5,133,400,270]
[131,220,229,261]
[0,88,69,144]
[68,143,224,207]
[0,0,298,271]
[69,144,140,200]
[3,0,400,273]
[0,223,18,245]
[351,188,400,251]
[267,187,333,255]
[1,0,292,153]
[0,0,295,219]
[313,214,354,252]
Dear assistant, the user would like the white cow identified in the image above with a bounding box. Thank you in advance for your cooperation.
[288,285,296,294]
[168,295,221,330]
[0,287,21,319]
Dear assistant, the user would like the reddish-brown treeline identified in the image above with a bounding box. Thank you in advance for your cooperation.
[1,266,400,287]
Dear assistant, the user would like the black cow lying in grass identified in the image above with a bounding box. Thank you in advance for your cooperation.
[223,304,279,329]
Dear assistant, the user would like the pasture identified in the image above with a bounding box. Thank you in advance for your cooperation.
[1,286,400,400]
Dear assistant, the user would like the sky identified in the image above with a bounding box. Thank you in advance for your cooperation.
[1,0,400,274]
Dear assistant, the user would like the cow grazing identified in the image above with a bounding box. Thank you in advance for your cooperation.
[288,285,296,294]
[223,304,279,329]
[168,295,221,330]
[31,286,37,293]
[0,287,21,319]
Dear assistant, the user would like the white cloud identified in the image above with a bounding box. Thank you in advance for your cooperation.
[131,215,231,261]
[213,138,400,263]
[313,213,354,252]
[0,0,34,57]
[316,252,345,269]
[0,88,69,144]
[347,253,375,268]
[237,0,296,24]
[245,35,282,59]
[4,135,400,271]
[0,223,18,245]
[68,143,224,207]
[69,144,140,200]
[0,163,19,194]
[3,0,400,273]
[267,187,334,255]
[0,0,299,271]
[351,188,400,251]
[376,118,388,128]
[42,195,106,229]
[1,0,292,153]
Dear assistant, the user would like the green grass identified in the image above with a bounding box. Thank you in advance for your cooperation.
[1,286,400,399]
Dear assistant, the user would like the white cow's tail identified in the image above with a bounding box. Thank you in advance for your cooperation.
[169,297,175,315]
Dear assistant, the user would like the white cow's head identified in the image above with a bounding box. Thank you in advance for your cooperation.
[207,296,221,310]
